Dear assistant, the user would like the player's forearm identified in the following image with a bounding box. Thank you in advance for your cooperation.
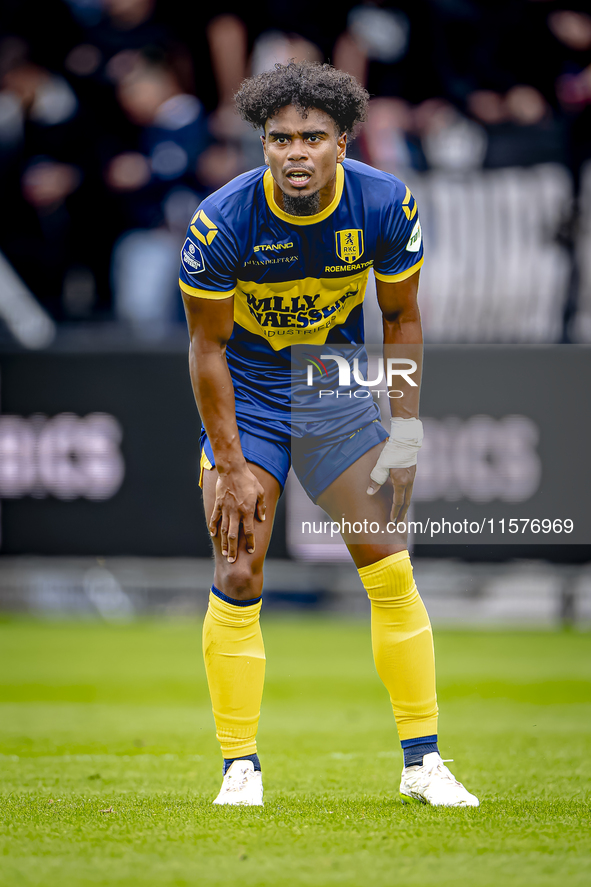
[383,316,423,419]
[188,344,246,473]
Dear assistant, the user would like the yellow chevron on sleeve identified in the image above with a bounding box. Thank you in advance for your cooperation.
[402,200,417,222]
[402,186,417,220]
[199,209,217,231]
[190,210,218,245]
[402,199,417,221]
[190,226,207,245]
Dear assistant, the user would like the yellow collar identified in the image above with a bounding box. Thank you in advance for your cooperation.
[263,164,344,226]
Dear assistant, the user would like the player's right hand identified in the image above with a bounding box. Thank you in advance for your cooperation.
[208,466,266,563]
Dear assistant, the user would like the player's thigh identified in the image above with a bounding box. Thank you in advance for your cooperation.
[316,443,407,569]
[202,461,282,573]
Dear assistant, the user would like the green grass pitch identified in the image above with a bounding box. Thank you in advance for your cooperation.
[1,616,590,886]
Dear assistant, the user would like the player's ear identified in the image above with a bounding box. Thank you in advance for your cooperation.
[261,133,269,165]
[337,132,347,163]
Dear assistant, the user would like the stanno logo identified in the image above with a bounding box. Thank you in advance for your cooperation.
[253,241,294,252]
[335,229,364,264]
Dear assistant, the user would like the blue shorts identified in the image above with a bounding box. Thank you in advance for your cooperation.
[200,417,388,503]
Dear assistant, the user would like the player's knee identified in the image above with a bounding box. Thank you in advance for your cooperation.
[216,557,263,600]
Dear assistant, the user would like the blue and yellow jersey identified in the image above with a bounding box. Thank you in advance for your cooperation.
[179,158,423,438]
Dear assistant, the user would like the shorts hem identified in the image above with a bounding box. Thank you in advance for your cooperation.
[240,447,289,492]
[300,421,388,502]
[200,436,289,492]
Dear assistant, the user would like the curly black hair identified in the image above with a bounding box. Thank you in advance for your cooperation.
[234,61,369,134]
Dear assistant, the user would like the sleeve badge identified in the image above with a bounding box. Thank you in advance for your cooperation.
[405,220,422,252]
[180,238,205,275]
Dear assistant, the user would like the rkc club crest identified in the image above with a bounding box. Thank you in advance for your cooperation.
[335,229,364,264]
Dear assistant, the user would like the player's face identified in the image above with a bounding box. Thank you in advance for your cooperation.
[262,105,347,214]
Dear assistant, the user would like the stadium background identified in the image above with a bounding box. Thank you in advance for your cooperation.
[1,4,590,885]
[0,0,589,620]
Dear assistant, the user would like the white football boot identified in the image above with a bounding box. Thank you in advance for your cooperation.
[400,752,479,807]
[212,760,263,806]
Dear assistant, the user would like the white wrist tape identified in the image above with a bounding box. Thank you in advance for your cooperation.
[370,417,423,485]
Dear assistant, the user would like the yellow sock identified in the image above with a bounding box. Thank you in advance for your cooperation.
[202,590,266,759]
[358,551,438,741]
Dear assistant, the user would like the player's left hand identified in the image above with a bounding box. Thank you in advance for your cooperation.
[367,417,422,522]
[367,465,416,523]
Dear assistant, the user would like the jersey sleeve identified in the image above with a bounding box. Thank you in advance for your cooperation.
[373,183,424,283]
[178,204,239,299]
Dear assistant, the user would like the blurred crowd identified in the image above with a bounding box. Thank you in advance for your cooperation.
[1,0,591,338]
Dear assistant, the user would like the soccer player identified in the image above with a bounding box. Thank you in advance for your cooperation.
[179,62,478,808]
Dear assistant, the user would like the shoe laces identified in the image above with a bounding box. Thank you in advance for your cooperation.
[424,757,460,785]
[408,756,461,791]
[225,764,253,792]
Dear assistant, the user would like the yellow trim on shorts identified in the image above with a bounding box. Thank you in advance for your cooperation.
[179,280,235,300]
[374,256,424,283]
[199,450,213,488]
